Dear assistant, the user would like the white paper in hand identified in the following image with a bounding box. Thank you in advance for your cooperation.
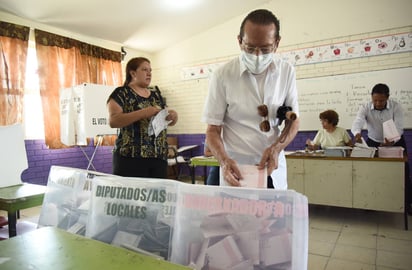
[148,109,172,137]
[354,137,369,148]
[239,164,267,188]
[383,119,400,142]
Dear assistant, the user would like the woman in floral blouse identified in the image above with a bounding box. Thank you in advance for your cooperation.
[107,57,178,178]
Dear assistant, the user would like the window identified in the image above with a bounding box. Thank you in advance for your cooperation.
[23,31,44,139]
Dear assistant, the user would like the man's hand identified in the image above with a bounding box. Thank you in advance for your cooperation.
[221,159,242,187]
[258,145,280,175]
[354,133,362,143]
[382,138,395,146]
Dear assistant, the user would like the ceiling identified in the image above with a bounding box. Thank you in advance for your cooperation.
[0,0,270,53]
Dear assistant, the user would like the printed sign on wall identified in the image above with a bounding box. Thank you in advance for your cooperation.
[181,32,412,80]
[280,32,412,66]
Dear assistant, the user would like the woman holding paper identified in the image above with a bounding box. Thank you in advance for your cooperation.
[107,57,178,178]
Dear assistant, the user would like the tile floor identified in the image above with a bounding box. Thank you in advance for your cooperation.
[307,205,412,270]
[1,203,412,270]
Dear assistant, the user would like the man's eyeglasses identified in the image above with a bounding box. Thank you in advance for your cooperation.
[242,43,275,55]
[258,104,270,132]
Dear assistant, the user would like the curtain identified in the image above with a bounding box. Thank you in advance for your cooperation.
[34,29,122,148]
[0,21,30,125]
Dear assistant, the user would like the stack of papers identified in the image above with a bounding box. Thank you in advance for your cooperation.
[378,146,404,158]
[351,137,376,157]
[351,147,376,157]
[383,119,401,142]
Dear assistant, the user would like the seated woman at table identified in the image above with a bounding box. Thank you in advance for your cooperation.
[306,110,353,151]
[204,142,219,186]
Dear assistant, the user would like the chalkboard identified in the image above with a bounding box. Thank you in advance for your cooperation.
[296,67,412,131]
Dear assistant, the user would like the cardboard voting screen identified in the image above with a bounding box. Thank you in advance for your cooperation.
[60,83,116,145]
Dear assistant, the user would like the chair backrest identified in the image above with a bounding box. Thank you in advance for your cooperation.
[167,136,178,157]
[167,136,178,146]
[0,124,28,187]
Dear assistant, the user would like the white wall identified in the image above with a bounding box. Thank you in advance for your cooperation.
[2,0,412,135]
[151,0,412,134]
[153,0,412,67]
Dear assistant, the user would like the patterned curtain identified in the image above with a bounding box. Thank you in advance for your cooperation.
[0,21,30,125]
[34,29,122,148]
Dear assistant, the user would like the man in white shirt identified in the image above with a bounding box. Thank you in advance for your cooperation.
[202,9,300,189]
[351,83,405,148]
[351,83,411,215]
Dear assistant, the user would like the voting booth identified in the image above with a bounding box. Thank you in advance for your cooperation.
[38,166,309,270]
[60,83,115,146]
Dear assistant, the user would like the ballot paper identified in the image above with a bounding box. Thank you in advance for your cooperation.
[354,137,369,148]
[148,109,172,137]
[351,147,376,157]
[206,235,244,269]
[111,230,142,247]
[351,137,376,157]
[260,232,292,266]
[383,119,401,142]
[238,165,267,188]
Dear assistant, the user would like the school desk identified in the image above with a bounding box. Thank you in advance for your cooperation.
[0,226,191,270]
[0,183,46,237]
[190,155,219,184]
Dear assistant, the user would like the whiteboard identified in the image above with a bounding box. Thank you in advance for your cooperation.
[296,67,412,131]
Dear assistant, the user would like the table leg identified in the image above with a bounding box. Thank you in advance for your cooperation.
[191,166,195,184]
[404,162,409,230]
[7,211,18,237]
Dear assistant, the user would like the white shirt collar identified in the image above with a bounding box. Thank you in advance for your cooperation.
[370,100,391,110]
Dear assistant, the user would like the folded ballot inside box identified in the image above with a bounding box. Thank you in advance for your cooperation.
[41,166,309,269]
[170,185,309,270]
[378,146,404,158]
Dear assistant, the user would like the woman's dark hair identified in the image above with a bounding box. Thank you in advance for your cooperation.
[371,83,390,97]
[123,57,150,86]
[319,110,339,126]
[239,9,280,42]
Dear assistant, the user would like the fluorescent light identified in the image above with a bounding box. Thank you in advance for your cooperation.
[161,0,201,10]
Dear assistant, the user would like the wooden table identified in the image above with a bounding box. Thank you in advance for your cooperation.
[0,183,46,237]
[190,155,219,184]
[0,227,191,270]
[286,153,408,230]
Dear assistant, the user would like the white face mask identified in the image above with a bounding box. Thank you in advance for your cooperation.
[241,51,273,74]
